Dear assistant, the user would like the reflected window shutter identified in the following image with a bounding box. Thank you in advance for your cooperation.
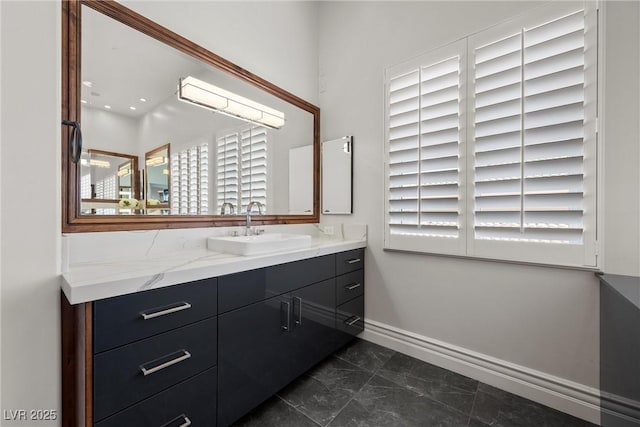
[217,133,239,213]
[241,126,268,211]
[171,142,210,215]
[170,152,180,213]
[385,42,465,255]
[472,10,588,245]
[199,143,209,214]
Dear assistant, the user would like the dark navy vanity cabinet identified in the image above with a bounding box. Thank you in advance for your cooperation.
[91,277,219,426]
[62,249,365,427]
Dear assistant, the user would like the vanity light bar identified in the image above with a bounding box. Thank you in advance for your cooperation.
[89,159,111,168]
[178,76,285,129]
[117,168,130,177]
[146,156,167,167]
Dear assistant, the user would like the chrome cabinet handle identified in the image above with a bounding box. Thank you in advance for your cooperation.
[345,316,361,326]
[346,258,361,264]
[161,414,192,427]
[294,296,303,325]
[140,302,192,320]
[140,350,191,376]
[345,283,362,290]
[281,301,291,331]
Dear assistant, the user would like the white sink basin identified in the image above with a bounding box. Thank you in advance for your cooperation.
[207,233,312,256]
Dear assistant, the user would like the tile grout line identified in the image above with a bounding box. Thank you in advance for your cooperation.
[466,382,481,427]
[275,394,324,427]
[374,353,480,419]
[324,346,398,426]
[326,369,378,427]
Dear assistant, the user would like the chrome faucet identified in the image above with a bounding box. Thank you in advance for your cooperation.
[245,201,263,235]
[220,202,235,215]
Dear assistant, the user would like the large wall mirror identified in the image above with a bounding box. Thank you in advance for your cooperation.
[62,0,319,232]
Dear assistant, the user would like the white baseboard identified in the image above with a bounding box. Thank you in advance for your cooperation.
[360,318,602,425]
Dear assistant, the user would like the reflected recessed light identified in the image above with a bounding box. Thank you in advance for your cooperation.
[82,81,93,87]
[104,105,111,109]
[129,106,136,111]
[139,98,147,102]
[81,99,87,104]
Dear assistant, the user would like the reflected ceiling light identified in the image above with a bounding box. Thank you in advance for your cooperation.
[139,98,147,102]
[89,159,110,168]
[162,168,169,175]
[146,156,167,167]
[129,106,136,111]
[82,81,93,87]
[178,76,285,129]
[104,105,111,109]
[81,99,87,104]
[117,168,131,177]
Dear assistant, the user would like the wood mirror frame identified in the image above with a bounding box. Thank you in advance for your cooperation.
[61,0,320,232]
[144,144,171,210]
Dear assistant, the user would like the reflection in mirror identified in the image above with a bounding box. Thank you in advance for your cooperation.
[144,144,170,211]
[289,145,314,214]
[80,149,139,215]
[322,136,353,215]
[79,4,314,218]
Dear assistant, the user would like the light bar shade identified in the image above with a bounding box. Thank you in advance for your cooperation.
[178,76,285,129]
[146,156,167,167]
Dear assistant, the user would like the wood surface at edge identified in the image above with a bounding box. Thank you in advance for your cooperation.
[61,292,91,427]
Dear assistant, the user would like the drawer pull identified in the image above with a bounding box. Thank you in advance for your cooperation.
[161,414,192,427]
[346,258,361,264]
[345,315,361,326]
[281,301,291,331]
[294,296,303,325]
[161,414,191,427]
[140,349,191,376]
[345,283,362,290]
[141,302,192,320]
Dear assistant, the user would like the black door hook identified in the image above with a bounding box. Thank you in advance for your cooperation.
[62,120,83,164]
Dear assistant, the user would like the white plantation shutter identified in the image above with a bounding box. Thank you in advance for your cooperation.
[170,142,209,215]
[385,40,466,255]
[241,126,268,211]
[217,133,239,213]
[468,3,597,267]
[385,2,598,268]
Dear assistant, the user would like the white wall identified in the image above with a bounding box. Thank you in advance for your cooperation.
[318,0,638,421]
[601,1,640,276]
[1,1,61,425]
[82,107,139,156]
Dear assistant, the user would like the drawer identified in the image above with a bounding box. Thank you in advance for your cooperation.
[94,277,217,353]
[218,255,335,313]
[336,270,364,306]
[337,295,364,336]
[336,249,364,275]
[95,367,217,427]
[93,317,217,422]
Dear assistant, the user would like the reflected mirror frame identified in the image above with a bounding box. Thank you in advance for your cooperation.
[82,148,140,203]
[61,0,320,232]
[144,144,171,209]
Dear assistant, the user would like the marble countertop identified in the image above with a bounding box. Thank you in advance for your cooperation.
[599,273,640,310]
[62,237,367,304]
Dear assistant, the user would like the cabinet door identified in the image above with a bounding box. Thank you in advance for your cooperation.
[289,278,337,376]
[218,295,293,427]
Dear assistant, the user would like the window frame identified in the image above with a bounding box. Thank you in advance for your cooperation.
[383,1,600,269]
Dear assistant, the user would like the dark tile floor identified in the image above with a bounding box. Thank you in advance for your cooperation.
[233,338,597,427]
